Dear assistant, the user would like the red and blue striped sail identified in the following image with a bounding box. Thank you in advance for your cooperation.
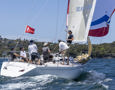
[89,0,115,37]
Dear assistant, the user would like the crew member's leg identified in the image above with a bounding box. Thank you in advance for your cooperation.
[66,49,70,65]
[61,50,66,65]
[36,53,41,65]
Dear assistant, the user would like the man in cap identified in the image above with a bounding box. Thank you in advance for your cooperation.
[28,40,40,64]
[42,42,51,63]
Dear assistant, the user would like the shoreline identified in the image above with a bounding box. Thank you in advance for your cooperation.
[0,57,115,60]
[0,57,11,60]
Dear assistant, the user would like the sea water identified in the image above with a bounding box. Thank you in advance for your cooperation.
[0,58,115,90]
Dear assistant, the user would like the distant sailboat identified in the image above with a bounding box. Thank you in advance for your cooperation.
[0,0,115,79]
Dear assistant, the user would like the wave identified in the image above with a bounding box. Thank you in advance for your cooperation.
[0,70,112,90]
[0,75,58,90]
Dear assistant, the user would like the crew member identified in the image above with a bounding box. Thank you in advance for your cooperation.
[58,40,69,65]
[67,30,74,44]
[42,43,51,63]
[28,40,40,64]
[20,47,28,62]
[9,47,20,61]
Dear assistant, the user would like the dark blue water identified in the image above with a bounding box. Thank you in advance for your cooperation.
[0,58,115,90]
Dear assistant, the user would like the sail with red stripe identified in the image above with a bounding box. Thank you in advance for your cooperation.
[89,0,115,37]
[66,0,96,43]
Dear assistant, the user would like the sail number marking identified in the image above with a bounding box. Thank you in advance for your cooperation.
[76,5,92,12]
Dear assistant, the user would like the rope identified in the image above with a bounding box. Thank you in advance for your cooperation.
[58,0,69,42]
[24,0,49,42]
[14,33,25,51]
[52,0,60,43]
[29,0,49,26]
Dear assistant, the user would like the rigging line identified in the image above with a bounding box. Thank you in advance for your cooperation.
[24,0,39,25]
[29,0,49,26]
[14,32,25,51]
[23,0,49,42]
[58,0,69,42]
[52,0,60,43]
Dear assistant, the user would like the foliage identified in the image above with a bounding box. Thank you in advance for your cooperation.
[0,37,115,58]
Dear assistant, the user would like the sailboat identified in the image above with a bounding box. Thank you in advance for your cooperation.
[0,0,114,79]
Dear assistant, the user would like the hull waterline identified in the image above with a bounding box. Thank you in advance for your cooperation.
[0,61,83,79]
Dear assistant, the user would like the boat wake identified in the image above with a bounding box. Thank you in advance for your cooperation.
[0,70,112,90]
[74,70,112,90]
[0,75,58,90]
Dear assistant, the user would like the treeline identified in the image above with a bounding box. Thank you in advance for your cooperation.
[0,36,115,58]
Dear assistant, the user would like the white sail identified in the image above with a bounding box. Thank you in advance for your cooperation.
[67,0,96,43]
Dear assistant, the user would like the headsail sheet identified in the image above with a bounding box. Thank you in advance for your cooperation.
[89,0,115,37]
[67,0,96,43]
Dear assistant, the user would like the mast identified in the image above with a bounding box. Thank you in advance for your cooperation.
[87,37,92,56]
[66,0,70,41]
[66,0,70,27]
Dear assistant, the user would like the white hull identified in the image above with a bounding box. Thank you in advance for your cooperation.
[0,61,83,79]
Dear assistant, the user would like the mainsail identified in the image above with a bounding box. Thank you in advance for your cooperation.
[67,0,96,43]
[89,0,115,37]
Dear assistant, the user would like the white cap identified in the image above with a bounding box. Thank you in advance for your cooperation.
[43,43,48,46]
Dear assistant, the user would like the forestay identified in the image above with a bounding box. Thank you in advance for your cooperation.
[67,0,96,43]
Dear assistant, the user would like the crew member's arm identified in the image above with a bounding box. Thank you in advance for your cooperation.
[20,55,25,58]
[14,53,20,57]
[67,35,74,41]
[48,47,51,53]
[67,38,73,41]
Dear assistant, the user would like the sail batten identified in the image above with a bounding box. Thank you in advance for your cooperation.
[67,0,96,43]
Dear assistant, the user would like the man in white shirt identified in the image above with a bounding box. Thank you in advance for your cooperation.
[28,40,40,64]
[59,41,69,52]
[58,40,69,65]
[28,40,38,55]
[20,47,28,62]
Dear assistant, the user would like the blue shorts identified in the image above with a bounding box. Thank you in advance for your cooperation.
[31,52,40,61]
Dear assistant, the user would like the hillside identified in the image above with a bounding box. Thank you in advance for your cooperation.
[0,36,115,58]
